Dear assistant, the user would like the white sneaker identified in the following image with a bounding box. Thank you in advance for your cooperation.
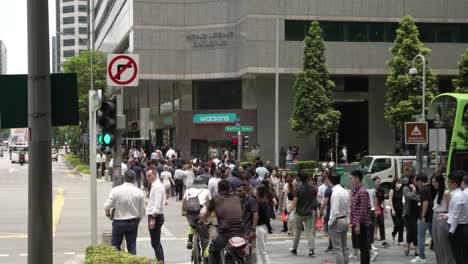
[410,257,427,263]
[371,251,378,262]
[371,245,379,251]
[349,253,358,260]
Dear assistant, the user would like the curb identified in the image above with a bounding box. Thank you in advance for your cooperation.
[63,254,85,264]
[62,156,89,178]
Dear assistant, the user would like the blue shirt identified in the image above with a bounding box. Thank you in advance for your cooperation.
[325,187,332,218]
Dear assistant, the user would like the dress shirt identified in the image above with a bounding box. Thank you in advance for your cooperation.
[96,154,102,163]
[104,183,146,220]
[351,184,371,225]
[328,184,349,226]
[208,177,221,195]
[448,188,468,233]
[147,180,166,216]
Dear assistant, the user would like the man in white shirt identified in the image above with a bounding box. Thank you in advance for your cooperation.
[104,170,146,255]
[183,165,195,190]
[146,170,166,263]
[212,155,221,167]
[101,153,107,178]
[208,171,222,195]
[255,161,269,181]
[174,165,185,201]
[166,147,176,160]
[150,149,158,161]
[328,173,350,264]
[182,176,212,250]
[96,151,102,177]
[447,171,468,263]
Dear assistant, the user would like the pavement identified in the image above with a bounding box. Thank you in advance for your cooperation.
[0,156,437,264]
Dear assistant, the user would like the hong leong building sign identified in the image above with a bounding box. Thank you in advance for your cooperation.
[186,31,235,48]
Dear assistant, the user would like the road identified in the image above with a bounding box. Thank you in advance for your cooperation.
[0,156,437,263]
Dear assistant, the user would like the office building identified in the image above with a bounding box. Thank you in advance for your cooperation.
[56,0,89,69]
[94,0,468,162]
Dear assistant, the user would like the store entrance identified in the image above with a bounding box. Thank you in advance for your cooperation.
[191,139,237,161]
[320,101,368,162]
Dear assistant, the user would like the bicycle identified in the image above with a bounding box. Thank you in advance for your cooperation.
[192,222,216,264]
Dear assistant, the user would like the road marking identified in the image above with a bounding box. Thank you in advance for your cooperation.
[0,254,9,257]
[64,252,75,255]
[52,188,65,238]
[0,232,27,239]
[19,253,27,256]
[8,168,17,173]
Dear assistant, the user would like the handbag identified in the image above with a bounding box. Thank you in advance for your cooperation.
[280,211,288,222]
[315,216,324,229]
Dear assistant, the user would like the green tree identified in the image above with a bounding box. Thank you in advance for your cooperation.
[385,16,438,130]
[59,51,107,155]
[453,48,468,93]
[290,21,341,139]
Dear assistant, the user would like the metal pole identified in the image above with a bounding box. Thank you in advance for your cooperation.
[237,131,242,161]
[435,129,439,172]
[88,0,97,246]
[411,54,426,174]
[27,0,52,263]
[113,90,124,187]
[274,0,280,166]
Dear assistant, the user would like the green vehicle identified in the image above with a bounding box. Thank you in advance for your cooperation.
[427,93,468,175]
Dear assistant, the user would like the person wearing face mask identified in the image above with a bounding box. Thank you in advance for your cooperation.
[389,179,404,245]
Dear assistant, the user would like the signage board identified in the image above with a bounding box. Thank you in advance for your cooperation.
[107,54,139,87]
[193,113,236,124]
[225,126,254,133]
[405,122,428,144]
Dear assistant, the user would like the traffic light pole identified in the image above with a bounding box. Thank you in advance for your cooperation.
[27,0,53,263]
[89,91,98,246]
[112,93,124,187]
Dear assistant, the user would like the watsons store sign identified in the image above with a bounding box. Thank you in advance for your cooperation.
[193,113,236,124]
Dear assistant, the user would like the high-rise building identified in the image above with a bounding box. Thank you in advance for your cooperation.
[51,36,57,73]
[94,0,468,162]
[56,0,89,69]
[0,40,7,74]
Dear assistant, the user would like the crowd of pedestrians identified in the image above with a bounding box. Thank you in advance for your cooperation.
[102,146,468,264]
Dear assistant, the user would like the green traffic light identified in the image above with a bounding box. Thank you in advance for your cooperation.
[103,134,111,145]
[98,134,104,144]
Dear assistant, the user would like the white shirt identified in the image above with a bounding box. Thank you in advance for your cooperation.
[104,183,146,220]
[109,159,113,167]
[183,188,212,215]
[256,167,268,181]
[133,150,140,158]
[328,184,350,226]
[174,169,185,180]
[228,163,236,171]
[101,154,106,163]
[96,154,102,163]
[448,188,468,233]
[317,184,327,204]
[147,180,166,216]
[213,158,221,167]
[121,163,128,175]
[166,148,176,159]
[368,188,376,211]
[161,171,172,187]
[208,177,221,195]
[184,170,195,188]
[150,152,158,160]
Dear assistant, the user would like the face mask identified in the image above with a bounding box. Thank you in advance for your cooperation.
[396,183,402,189]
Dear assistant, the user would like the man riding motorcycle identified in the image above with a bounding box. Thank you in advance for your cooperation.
[200,179,245,264]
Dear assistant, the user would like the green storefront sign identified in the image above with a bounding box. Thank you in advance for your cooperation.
[193,113,236,124]
[225,126,254,132]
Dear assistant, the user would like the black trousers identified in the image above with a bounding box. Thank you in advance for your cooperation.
[368,211,375,244]
[352,224,370,264]
[449,224,468,264]
[175,179,184,200]
[376,212,385,240]
[148,214,165,262]
[404,214,418,246]
[391,210,404,243]
[111,219,139,255]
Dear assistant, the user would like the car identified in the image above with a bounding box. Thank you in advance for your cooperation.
[51,148,58,161]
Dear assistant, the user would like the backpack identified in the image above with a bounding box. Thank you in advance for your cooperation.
[183,189,204,213]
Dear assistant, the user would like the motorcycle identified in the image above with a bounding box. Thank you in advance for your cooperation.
[19,153,25,166]
[220,236,250,264]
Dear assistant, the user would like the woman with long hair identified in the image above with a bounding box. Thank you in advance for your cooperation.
[402,174,419,256]
[389,179,404,245]
[255,184,271,264]
[431,173,455,264]
[161,165,173,202]
[282,174,297,236]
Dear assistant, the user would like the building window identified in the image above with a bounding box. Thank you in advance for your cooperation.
[63,39,75,46]
[63,6,74,13]
[344,77,369,92]
[78,5,87,12]
[79,16,87,23]
[285,20,468,43]
[79,27,87,35]
[79,39,88,46]
[63,0,73,2]
[63,17,74,24]
[63,50,75,58]
[192,80,242,110]
[63,28,75,35]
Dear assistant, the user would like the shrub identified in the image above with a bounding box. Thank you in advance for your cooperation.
[85,244,155,264]
[301,169,316,176]
[296,160,317,170]
[240,161,252,167]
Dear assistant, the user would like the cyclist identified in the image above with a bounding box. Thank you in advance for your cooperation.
[200,179,244,264]
[182,176,212,251]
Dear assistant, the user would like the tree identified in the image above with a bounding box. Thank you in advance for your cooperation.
[453,48,468,93]
[59,51,107,156]
[385,16,438,130]
[290,21,341,140]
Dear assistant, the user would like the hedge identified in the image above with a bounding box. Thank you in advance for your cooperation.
[85,245,156,264]
[296,160,317,170]
[240,161,252,167]
[65,154,91,174]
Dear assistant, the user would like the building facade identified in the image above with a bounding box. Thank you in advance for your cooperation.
[94,0,468,163]
[0,40,7,74]
[56,0,89,68]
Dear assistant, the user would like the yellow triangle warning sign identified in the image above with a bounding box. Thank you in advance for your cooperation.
[411,126,423,136]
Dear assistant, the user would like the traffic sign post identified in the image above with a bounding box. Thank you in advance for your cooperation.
[405,122,428,144]
[107,54,139,87]
[225,126,254,133]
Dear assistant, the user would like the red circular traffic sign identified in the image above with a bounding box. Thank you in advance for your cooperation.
[108,55,138,85]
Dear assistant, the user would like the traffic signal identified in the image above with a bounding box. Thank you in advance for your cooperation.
[231,136,238,145]
[98,97,117,147]
[243,135,249,149]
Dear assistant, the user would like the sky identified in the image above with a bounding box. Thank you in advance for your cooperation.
[0,0,56,74]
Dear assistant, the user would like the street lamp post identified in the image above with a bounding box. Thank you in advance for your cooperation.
[58,31,98,245]
[274,0,280,167]
[409,54,426,174]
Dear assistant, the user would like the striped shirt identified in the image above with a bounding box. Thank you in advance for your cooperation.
[351,184,371,225]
